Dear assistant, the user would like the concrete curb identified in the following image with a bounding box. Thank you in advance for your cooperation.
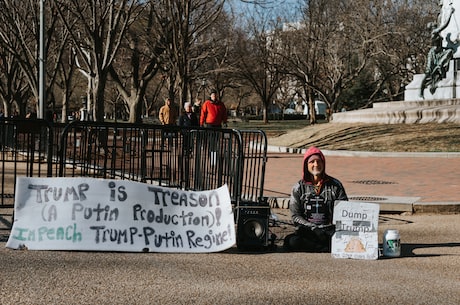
[267,145,460,158]
[267,197,460,214]
[413,202,460,214]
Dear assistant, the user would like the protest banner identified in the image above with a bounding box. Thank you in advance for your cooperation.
[6,177,235,253]
[331,201,379,260]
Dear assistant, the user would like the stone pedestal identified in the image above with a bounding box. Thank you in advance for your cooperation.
[404,60,460,101]
[404,1,460,102]
[332,1,460,124]
[331,99,460,124]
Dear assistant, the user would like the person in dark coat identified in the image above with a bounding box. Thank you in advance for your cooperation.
[179,102,199,127]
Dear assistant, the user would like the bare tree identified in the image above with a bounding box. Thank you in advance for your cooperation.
[357,0,439,107]
[0,50,30,117]
[279,0,440,118]
[278,0,384,119]
[153,0,225,111]
[191,11,248,101]
[53,0,143,122]
[0,0,63,117]
[0,0,440,123]
[108,2,171,123]
[233,10,286,123]
[277,19,320,123]
[54,45,78,123]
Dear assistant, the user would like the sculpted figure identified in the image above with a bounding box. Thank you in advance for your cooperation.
[420,4,455,98]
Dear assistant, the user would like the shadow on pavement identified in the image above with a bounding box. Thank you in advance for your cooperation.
[401,243,460,257]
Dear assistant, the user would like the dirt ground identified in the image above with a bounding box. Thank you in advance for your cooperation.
[267,122,460,152]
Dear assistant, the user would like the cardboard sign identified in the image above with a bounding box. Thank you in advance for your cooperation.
[6,177,235,253]
[331,201,379,260]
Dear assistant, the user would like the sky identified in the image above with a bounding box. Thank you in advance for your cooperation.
[226,0,303,21]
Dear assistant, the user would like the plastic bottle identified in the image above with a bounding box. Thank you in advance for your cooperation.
[383,229,401,257]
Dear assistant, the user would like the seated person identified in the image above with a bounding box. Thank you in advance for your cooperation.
[284,146,348,252]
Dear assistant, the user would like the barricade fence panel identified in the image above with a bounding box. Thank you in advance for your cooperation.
[1,120,267,221]
[59,122,146,182]
[141,127,187,187]
[50,123,69,176]
[0,119,54,207]
[184,129,242,198]
[239,130,268,204]
[57,122,266,205]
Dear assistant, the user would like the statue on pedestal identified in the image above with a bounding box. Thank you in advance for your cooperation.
[420,4,455,98]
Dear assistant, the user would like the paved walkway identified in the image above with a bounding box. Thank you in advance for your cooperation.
[1,151,459,305]
[263,151,460,212]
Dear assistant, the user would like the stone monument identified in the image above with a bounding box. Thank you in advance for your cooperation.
[405,0,460,101]
[332,0,460,124]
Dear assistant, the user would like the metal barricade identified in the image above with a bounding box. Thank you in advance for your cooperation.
[49,123,68,176]
[58,122,146,181]
[184,128,243,200]
[141,126,187,187]
[1,120,268,230]
[57,122,263,205]
[0,119,54,207]
[239,130,268,204]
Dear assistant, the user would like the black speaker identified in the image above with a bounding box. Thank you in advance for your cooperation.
[236,205,270,251]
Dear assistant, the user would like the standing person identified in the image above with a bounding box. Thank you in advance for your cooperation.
[159,98,178,125]
[178,102,199,127]
[284,146,348,252]
[192,98,202,118]
[179,102,198,156]
[200,89,227,128]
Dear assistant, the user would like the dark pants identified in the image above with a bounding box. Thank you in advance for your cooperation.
[204,123,221,128]
[284,225,335,252]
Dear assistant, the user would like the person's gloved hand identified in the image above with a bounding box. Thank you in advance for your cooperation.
[322,224,336,237]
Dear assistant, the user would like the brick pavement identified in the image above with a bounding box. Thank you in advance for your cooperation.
[263,152,460,208]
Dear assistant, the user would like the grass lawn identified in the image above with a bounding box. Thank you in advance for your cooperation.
[227,119,460,152]
[227,119,320,137]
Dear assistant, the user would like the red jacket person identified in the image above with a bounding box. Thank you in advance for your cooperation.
[200,89,227,128]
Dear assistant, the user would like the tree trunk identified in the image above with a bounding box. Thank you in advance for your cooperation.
[127,92,143,123]
[263,105,268,123]
[94,74,107,122]
[61,93,68,123]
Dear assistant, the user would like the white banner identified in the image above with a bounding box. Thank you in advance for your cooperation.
[6,177,235,253]
[331,201,380,260]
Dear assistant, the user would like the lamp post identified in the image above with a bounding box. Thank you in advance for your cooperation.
[38,0,46,119]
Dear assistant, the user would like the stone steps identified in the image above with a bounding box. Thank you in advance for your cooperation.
[332,99,460,124]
